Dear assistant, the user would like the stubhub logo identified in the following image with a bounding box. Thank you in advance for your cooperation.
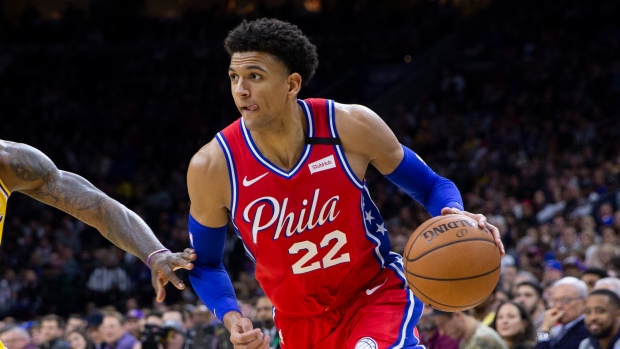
[308,155,336,174]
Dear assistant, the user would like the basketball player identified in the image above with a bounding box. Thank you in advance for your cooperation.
[187,18,505,349]
[0,140,195,306]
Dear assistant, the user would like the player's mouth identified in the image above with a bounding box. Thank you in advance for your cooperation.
[588,324,601,332]
[241,104,259,114]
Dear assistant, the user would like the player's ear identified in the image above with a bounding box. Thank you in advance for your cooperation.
[287,73,302,96]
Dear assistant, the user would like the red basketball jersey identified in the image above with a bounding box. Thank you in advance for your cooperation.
[217,98,399,315]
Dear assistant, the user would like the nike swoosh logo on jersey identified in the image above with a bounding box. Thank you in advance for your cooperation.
[366,277,388,296]
[243,172,269,186]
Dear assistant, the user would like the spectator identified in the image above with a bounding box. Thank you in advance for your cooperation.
[86,252,132,308]
[66,329,95,349]
[580,269,609,294]
[100,312,138,349]
[579,289,620,349]
[514,282,546,333]
[431,308,508,349]
[253,297,280,349]
[186,306,231,349]
[161,320,185,349]
[29,323,44,347]
[84,312,104,349]
[0,325,37,349]
[40,315,69,349]
[562,257,586,279]
[65,315,86,335]
[472,292,498,327]
[543,260,565,285]
[492,301,536,349]
[594,277,620,299]
[161,311,185,332]
[123,310,144,339]
[537,277,589,349]
[416,306,459,349]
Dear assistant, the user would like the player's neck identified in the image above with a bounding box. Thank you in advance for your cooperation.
[249,103,307,171]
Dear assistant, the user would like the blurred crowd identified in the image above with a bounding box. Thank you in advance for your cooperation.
[1,0,620,348]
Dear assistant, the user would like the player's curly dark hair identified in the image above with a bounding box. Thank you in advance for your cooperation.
[224,18,319,85]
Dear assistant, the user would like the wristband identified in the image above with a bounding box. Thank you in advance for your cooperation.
[146,248,170,267]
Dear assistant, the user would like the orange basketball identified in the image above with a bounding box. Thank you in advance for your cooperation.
[404,214,501,311]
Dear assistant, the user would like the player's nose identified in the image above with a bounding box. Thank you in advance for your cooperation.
[235,79,250,97]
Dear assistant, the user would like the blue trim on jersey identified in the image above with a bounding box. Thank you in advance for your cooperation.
[327,100,365,189]
[231,221,256,263]
[239,101,313,178]
[360,185,392,268]
[386,145,463,217]
[387,254,425,349]
[216,133,238,217]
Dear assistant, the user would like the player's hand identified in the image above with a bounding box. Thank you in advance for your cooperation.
[150,248,197,302]
[441,207,506,255]
[230,317,270,349]
[541,307,565,332]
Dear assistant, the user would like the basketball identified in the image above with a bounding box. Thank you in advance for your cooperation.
[404,214,501,311]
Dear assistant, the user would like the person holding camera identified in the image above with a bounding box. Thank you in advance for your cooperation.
[185,306,231,349]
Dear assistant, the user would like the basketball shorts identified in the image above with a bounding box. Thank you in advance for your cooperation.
[274,267,425,349]
[0,340,5,349]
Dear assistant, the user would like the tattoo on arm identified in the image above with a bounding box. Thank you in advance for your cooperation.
[10,144,102,212]
[8,147,47,182]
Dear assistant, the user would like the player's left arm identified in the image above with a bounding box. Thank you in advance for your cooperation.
[4,142,196,300]
[335,104,504,254]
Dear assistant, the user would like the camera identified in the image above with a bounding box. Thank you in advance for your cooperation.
[140,324,173,349]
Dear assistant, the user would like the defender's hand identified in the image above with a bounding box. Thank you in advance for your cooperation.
[441,207,505,255]
[150,248,197,302]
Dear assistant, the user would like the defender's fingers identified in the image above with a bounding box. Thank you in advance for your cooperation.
[181,249,197,261]
[170,256,195,271]
[155,267,185,290]
[155,283,166,303]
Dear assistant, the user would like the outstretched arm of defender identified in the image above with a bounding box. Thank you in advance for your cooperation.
[2,141,195,301]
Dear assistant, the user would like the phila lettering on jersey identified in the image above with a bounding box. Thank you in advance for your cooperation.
[216,99,398,316]
[0,178,11,244]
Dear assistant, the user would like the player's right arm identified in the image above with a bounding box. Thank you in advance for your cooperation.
[187,140,268,348]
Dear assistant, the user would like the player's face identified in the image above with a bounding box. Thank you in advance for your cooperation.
[584,295,619,339]
[495,303,526,339]
[228,51,293,130]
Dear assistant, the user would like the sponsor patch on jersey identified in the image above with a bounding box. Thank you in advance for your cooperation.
[355,337,378,349]
[308,155,336,174]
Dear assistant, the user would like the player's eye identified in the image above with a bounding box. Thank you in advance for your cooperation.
[229,74,238,81]
[251,73,261,80]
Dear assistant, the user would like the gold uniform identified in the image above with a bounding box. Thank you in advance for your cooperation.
[0,177,9,244]
[0,179,7,348]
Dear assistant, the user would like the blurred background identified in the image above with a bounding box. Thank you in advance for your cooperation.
[0,0,619,348]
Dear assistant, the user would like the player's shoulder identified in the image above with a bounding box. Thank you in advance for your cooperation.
[0,140,58,192]
[332,102,389,141]
[333,102,376,119]
[188,139,227,176]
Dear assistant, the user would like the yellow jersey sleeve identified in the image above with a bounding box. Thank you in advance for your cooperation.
[0,177,10,244]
